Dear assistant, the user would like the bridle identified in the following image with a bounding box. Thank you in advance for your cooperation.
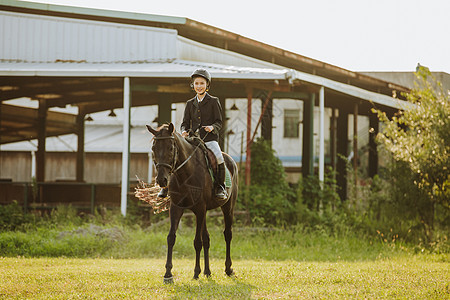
[152,135,178,174]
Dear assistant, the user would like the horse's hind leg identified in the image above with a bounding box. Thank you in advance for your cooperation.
[193,209,206,280]
[164,205,183,284]
[221,202,234,276]
[202,222,211,277]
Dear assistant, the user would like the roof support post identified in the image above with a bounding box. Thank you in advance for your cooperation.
[368,110,379,178]
[218,96,226,149]
[157,94,172,126]
[353,102,359,195]
[319,86,325,183]
[121,77,131,217]
[36,100,47,182]
[0,103,2,147]
[245,87,253,186]
[302,93,314,178]
[31,151,36,179]
[260,92,273,144]
[250,90,272,144]
[337,110,349,201]
[147,152,153,183]
[330,108,337,173]
[76,111,85,182]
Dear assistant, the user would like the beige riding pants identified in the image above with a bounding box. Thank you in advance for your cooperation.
[205,141,224,164]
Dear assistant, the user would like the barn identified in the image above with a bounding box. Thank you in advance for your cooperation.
[0,0,413,215]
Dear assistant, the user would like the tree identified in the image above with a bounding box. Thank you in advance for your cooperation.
[375,66,450,242]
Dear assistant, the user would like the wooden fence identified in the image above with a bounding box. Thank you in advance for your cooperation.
[0,151,150,183]
[0,181,132,214]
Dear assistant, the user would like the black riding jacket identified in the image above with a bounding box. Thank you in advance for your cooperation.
[180,93,223,142]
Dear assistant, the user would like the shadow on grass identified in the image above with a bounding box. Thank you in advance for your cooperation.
[170,277,254,300]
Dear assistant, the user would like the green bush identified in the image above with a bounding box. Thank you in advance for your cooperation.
[295,169,353,234]
[238,138,296,225]
[0,201,36,231]
[359,158,449,248]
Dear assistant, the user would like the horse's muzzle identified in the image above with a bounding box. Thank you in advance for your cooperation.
[156,175,168,188]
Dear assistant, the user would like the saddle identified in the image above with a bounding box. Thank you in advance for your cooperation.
[185,135,218,174]
[185,135,231,190]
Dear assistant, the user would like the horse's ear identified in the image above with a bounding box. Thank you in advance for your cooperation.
[168,123,174,135]
[146,125,158,136]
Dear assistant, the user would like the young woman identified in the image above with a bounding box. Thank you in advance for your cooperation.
[158,68,227,200]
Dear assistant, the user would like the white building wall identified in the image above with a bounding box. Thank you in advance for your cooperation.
[224,98,311,167]
[221,97,373,169]
[0,11,177,63]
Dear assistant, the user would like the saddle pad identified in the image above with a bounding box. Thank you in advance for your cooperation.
[225,166,232,188]
[208,164,232,188]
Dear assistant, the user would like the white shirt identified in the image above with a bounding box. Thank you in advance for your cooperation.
[196,94,206,102]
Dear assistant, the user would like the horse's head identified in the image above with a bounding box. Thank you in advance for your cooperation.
[146,123,177,188]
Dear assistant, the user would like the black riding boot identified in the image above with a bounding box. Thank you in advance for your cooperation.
[216,163,227,200]
[158,187,168,198]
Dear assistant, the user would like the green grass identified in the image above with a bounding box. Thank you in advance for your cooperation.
[0,207,449,298]
[0,256,448,299]
[0,221,428,261]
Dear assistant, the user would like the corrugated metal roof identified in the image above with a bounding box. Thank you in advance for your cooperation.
[0,58,412,109]
[287,70,414,110]
[0,0,410,98]
[0,10,178,63]
[0,0,186,25]
[0,4,411,110]
[177,36,284,70]
[0,59,289,79]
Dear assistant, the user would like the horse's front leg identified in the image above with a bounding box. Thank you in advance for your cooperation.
[193,209,206,279]
[164,205,183,284]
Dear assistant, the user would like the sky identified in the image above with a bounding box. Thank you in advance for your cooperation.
[24,0,450,73]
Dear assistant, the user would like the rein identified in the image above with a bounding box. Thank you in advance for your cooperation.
[153,131,209,175]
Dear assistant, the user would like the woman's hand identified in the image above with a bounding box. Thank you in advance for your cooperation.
[203,125,214,132]
[181,131,189,138]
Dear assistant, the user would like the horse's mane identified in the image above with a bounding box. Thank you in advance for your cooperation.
[154,123,188,146]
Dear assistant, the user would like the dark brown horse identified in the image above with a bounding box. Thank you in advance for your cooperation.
[146,123,238,283]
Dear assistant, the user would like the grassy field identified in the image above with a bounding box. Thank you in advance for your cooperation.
[1,255,448,299]
[1,207,449,299]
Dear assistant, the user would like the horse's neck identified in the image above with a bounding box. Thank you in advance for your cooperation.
[175,135,202,168]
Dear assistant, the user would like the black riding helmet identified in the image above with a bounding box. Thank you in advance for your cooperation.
[191,68,211,84]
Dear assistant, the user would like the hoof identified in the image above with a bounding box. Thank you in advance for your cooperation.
[225,268,234,277]
[163,276,174,284]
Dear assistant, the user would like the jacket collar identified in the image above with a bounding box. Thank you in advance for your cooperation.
[193,93,210,107]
